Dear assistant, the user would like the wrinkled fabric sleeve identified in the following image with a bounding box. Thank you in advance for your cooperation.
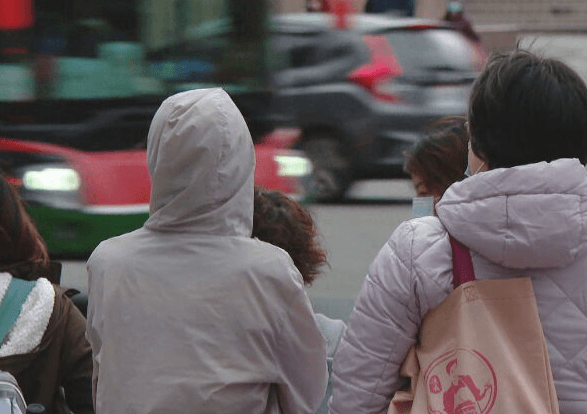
[85,258,102,412]
[329,221,422,414]
[60,294,94,414]
[275,289,329,414]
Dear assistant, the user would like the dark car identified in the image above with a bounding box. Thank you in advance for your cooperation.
[267,13,486,200]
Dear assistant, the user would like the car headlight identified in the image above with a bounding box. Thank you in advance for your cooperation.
[275,153,313,177]
[14,163,83,210]
[22,167,81,192]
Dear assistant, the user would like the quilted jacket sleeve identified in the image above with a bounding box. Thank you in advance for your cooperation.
[328,219,451,414]
[85,250,108,412]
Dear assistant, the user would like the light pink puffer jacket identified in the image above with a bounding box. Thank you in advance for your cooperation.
[329,159,587,414]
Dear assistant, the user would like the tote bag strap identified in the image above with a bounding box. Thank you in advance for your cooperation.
[0,277,35,344]
[449,235,476,288]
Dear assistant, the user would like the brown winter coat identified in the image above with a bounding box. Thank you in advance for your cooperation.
[0,285,93,414]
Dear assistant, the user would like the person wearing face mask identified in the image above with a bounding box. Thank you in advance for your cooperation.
[463,122,486,177]
[403,116,469,217]
[328,49,587,414]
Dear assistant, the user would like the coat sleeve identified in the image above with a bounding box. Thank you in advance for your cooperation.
[328,221,423,414]
[58,292,95,414]
[85,255,103,412]
[274,289,329,414]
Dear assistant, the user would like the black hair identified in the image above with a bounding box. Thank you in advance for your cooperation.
[468,49,587,168]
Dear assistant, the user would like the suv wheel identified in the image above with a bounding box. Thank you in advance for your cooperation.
[302,136,351,202]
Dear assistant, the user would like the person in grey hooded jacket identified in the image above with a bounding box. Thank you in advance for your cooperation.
[329,50,587,414]
[86,88,328,414]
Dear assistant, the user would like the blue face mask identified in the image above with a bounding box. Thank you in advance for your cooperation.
[465,159,487,177]
[464,137,473,177]
[412,196,435,218]
[464,163,472,177]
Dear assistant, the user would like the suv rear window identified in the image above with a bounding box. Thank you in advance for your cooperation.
[269,30,368,86]
[382,29,482,73]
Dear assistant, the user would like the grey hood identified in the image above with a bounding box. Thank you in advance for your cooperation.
[145,88,255,236]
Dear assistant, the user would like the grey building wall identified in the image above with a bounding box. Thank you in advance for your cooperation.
[278,0,587,30]
[464,0,587,30]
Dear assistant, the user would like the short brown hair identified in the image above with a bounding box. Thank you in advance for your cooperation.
[404,116,469,198]
[253,187,328,286]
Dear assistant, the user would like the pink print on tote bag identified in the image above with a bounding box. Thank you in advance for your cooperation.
[388,235,559,414]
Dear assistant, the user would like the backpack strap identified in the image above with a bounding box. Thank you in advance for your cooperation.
[0,278,35,344]
[449,235,476,288]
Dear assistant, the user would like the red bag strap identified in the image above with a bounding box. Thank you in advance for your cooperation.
[449,235,476,288]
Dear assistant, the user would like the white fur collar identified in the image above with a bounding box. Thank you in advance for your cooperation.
[0,273,55,357]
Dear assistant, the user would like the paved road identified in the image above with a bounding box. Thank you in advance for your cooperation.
[305,180,414,319]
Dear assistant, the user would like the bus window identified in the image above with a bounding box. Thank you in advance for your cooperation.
[0,0,270,103]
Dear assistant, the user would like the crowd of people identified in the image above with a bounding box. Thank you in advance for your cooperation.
[90,48,587,414]
[0,42,584,414]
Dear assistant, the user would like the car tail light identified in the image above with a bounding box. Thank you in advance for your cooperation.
[348,35,403,103]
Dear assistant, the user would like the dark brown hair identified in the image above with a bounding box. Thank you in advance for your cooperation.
[253,186,328,286]
[0,174,51,281]
[404,116,469,198]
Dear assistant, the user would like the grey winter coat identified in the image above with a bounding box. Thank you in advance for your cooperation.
[86,88,328,414]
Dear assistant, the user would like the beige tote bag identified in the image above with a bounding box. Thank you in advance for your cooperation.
[388,236,559,414]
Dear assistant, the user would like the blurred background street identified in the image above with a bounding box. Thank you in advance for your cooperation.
[2,0,587,321]
[60,30,587,321]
